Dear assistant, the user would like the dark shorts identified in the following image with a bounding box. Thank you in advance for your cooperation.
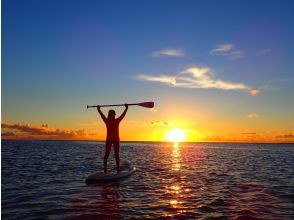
[105,140,120,155]
[106,139,119,145]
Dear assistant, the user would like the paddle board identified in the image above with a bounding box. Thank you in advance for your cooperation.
[86,160,136,184]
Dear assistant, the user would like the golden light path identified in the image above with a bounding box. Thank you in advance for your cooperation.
[166,141,191,215]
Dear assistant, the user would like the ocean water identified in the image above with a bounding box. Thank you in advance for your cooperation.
[1,140,294,220]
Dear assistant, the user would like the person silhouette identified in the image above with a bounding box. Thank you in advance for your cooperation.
[97,104,128,174]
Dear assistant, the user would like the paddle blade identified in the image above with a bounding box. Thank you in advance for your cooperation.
[138,102,154,108]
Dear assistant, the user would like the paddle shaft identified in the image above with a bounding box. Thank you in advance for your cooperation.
[87,103,140,108]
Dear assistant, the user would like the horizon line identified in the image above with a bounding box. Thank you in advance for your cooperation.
[1,139,294,144]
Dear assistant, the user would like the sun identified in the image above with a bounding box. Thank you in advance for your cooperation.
[165,128,187,142]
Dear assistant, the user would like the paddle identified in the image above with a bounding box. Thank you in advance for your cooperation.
[87,101,154,109]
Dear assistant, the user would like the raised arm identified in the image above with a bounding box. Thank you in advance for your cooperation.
[117,104,128,122]
[97,106,107,123]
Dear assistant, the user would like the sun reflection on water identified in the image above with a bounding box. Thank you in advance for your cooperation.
[171,142,181,171]
[166,142,192,214]
[169,199,183,208]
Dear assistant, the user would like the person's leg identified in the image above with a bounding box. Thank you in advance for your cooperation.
[104,141,112,174]
[113,141,120,173]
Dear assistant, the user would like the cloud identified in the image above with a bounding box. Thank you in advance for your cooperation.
[247,113,260,119]
[210,44,244,59]
[210,44,233,53]
[137,74,176,85]
[1,122,88,139]
[241,132,258,138]
[205,135,226,142]
[256,48,271,55]
[1,132,16,137]
[88,132,97,136]
[249,89,260,95]
[229,50,244,59]
[276,133,294,139]
[242,132,257,135]
[204,132,294,143]
[148,108,158,113]
[136,65,259,95]
[150,120,173,127]
[151,48,185,57]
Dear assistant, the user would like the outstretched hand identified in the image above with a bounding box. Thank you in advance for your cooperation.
[96,105,101,111]
[125,103,128,109]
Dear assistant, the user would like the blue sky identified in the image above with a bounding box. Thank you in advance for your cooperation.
[2,0,294,141]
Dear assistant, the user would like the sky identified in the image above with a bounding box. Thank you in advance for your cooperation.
[2,0,294,142]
